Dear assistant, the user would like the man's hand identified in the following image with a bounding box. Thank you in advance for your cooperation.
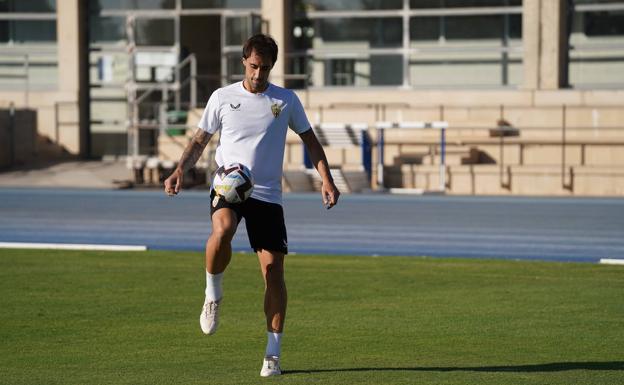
[299,129,340,209]
[322,180,340,209]
[164,129,212,197]
[165,128,212,197]
[164,168,183,197]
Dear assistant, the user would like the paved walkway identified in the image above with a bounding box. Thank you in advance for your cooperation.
[0,160,133,189]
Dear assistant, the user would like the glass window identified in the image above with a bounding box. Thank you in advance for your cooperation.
[326,59,355,86]
[89,16,126,43]
[443,0,522,6]
[508,14,521,39]
[295,0,524,88]
[446,15,506,40]
[0,20,56,43]
[226,53,244,83]
[410,17,440,41]
[410,14,521,42]
[583,11,624,36]
[410,0,521,7]
[0,0,56,12]
[135,19,174,46]
[408,0,443,8]
[287,55,310,88]
[569,2,624,88]
[573,0,624,4]
[225,15,262,46]
[318,18,402,48]
[370,55,402,85]
[89,0,174,11]
[299,0,402,11]
[292,19,314,50]
[182,0,260,8]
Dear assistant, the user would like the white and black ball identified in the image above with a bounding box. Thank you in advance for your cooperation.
[212,163,254,203]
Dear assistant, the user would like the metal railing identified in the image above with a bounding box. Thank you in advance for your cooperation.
[126,53,197,159]
[54,101,79,146]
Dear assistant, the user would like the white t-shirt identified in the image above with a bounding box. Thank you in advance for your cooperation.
[198,81,311,204]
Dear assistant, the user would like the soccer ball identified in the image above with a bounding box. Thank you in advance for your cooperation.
[212,163,254,203]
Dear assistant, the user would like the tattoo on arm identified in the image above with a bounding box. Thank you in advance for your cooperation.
[178,129,212,173]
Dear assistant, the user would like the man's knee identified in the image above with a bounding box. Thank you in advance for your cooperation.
[210,224,236,243]
[210,210,237,243]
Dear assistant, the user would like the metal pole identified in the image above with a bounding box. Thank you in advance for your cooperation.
[402,0,410,88]
[439,127,446,191]
[174,74,181,111]
[174,0,181,111]
[160,83,168,135]
[220,14,227,87]
[502,8,509,86]
[9,102,15,166]
[54,102,60,144]
[133,88,139,158]
[499,126,504,187]
[376,127,385,189]
[562,104,567,188]
[190,55,197,109]
[24,54,30,107]
[126,15,136,161]
[361,129,372,183]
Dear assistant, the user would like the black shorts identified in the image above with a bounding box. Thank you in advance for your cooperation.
[210,189,288,254]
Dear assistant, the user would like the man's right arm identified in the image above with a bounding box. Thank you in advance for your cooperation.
[164,128,213,196]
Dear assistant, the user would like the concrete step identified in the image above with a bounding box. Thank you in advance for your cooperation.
[284,166,370,194]
[394,147,482,166]
[283,169,313,192]
[388,163,624,196]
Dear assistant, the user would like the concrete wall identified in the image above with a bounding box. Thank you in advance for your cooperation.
[0,91,80,154]
[0,108,37,168]
[0,0,85,157]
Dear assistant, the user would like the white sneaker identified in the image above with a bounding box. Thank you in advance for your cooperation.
[199,300,220,335]
[260,356,281,377]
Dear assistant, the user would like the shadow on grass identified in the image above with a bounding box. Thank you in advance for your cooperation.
[284,361,624,375]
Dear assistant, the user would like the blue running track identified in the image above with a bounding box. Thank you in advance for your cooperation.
[1,188,623,262]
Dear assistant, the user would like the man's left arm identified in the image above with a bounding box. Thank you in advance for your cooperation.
[299,129,340,209]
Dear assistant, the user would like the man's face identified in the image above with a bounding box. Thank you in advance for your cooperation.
[242,49,273,93]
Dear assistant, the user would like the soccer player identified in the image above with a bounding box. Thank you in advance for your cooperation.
[163,33,339,377]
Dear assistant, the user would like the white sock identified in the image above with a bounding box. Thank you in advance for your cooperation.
[205,271,223,302]
[265,332,282,358]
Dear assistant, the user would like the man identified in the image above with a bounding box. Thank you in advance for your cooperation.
[163,34,339,377]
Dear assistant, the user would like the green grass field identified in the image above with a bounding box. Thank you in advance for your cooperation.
[1,249,623,385]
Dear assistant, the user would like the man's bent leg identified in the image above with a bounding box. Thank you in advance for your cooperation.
[206,208,238,274]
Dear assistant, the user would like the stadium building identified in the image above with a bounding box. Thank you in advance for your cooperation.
[1,0,623,195]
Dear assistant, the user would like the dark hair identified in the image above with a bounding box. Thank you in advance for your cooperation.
[242,34,278,65]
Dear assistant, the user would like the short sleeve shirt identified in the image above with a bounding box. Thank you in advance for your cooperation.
[198,81,311,204]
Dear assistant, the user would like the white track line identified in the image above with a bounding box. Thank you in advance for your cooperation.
[599,258,624,265]
[0,242,147,251]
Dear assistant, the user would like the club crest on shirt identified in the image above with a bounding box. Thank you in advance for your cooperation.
[271,103,282,118]
[229,103,241,111]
